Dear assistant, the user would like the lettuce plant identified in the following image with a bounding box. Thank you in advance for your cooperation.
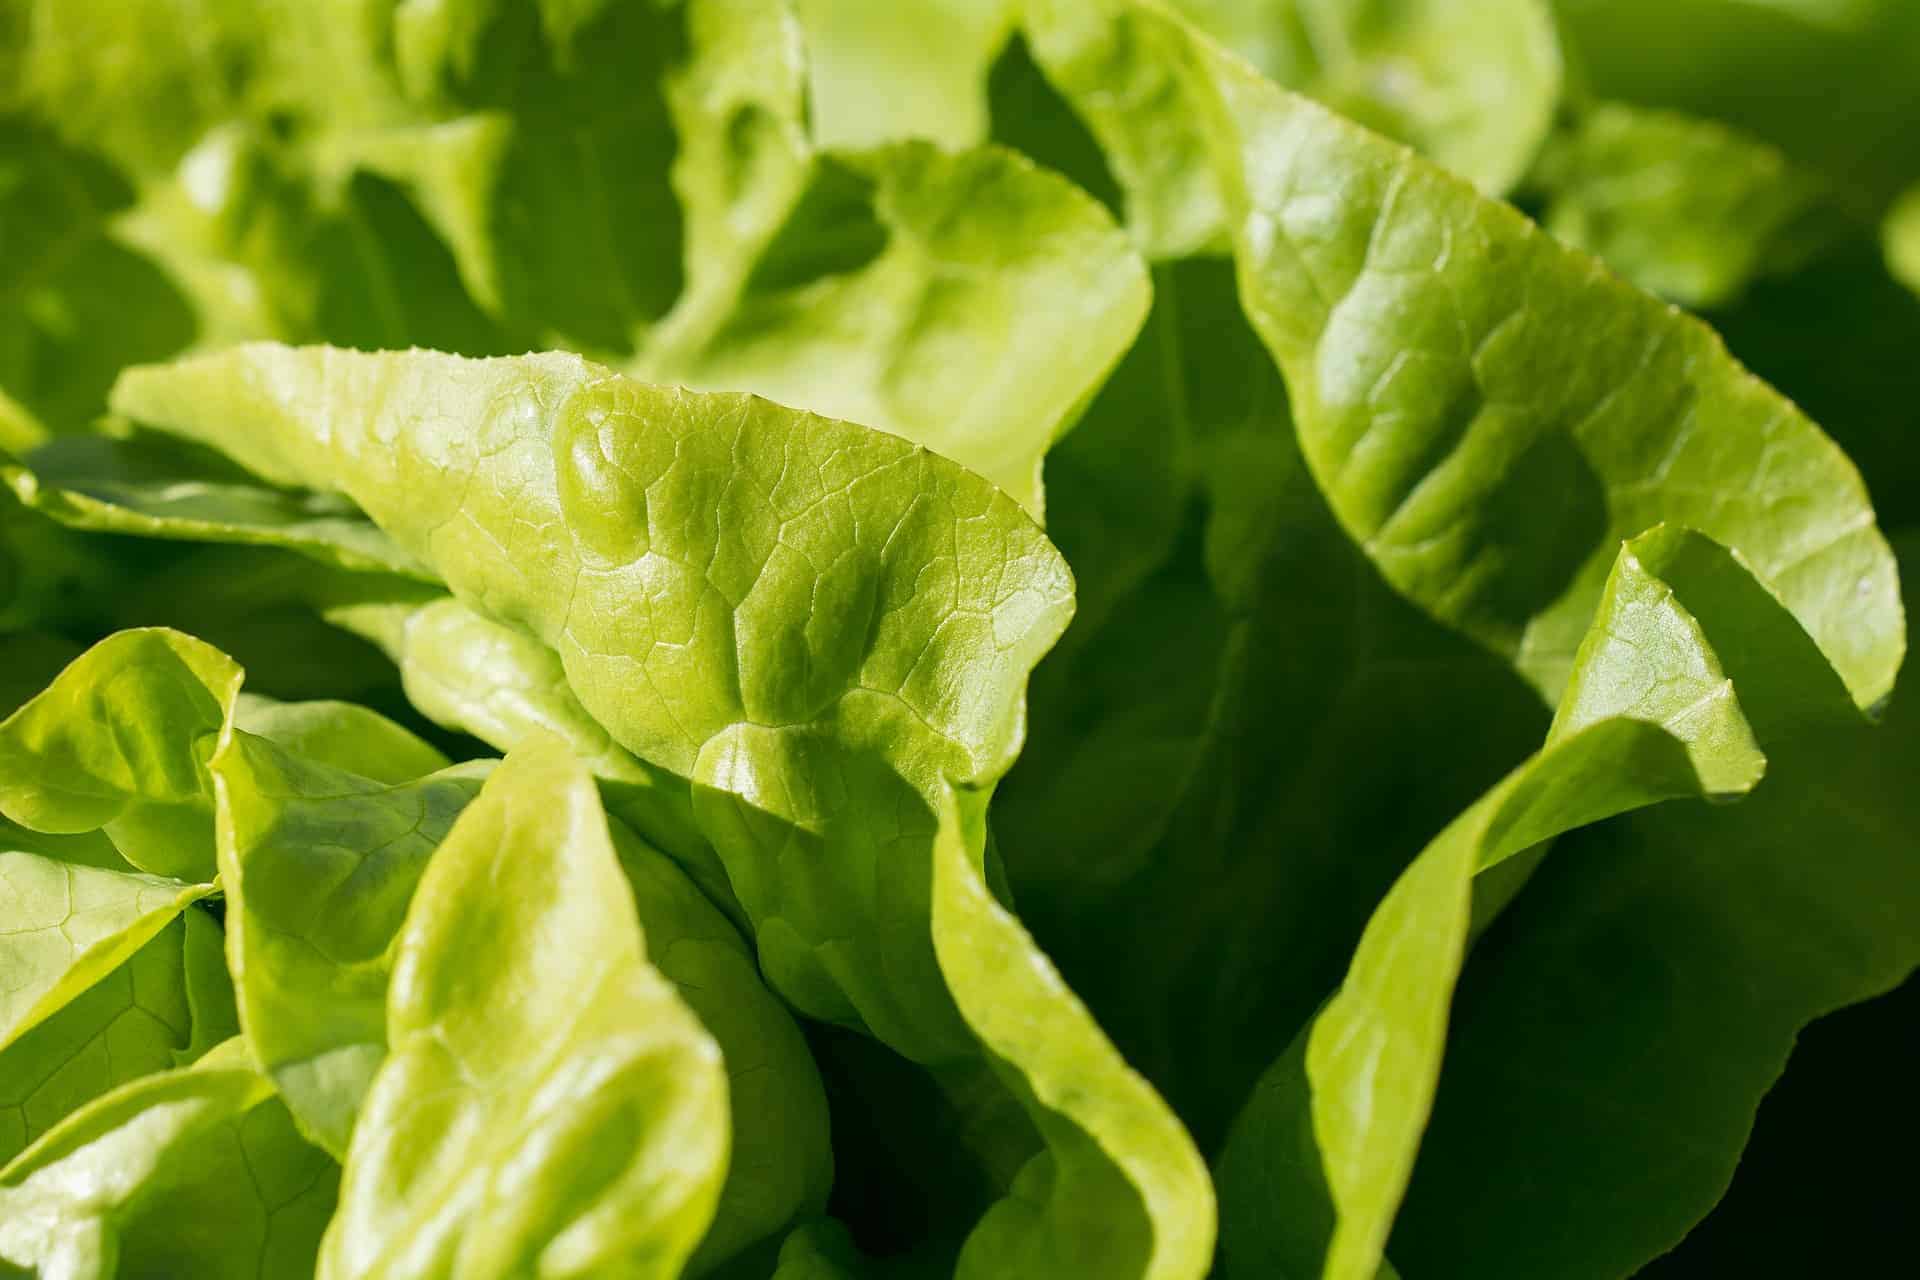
[3,2,1917,1277]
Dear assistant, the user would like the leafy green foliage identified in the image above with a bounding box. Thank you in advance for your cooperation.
[214,731,487,1157]
[1523,103,1847,307]
[1550,0,1920,208]
[1216,526,1859,1279]
[317,737,729,1280]
[4,2,1919,1277]
[337,594,722,902]
[641,0,1150,517]
[114,344,1073,1056]
[117,343,1212,1276]
[1168,0,1562,196]
[1382,529,1920,1277]
[4,433,435,578]
[0,1039,338,1278]
[1030,2,1901,711]
[0,904,235,1165]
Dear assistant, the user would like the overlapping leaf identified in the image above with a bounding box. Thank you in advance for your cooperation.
[0,631,245,1153]
[214,720,834,1269]
[1522,103,1847,308]
[316,737,730,1280]
[1026,0,1901,711]
[1216,526,1867,1278]
[1383,531,1920,1277]
[4,3,1918,1277]
[118,343,1214,1279]
[0,1039,337,1279]
[0,898,236,1167]
[3,433,433,579]
[1166,0,1561,197]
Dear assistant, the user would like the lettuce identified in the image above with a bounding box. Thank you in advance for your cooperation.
[3,2,1917,1277]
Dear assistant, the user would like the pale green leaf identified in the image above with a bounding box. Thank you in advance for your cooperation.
[0,1038,337,1280]
[1168,0,1562,196]
[646,0,1149,518]
[330,593,722,906]
[0,851,209,1055]
[213,729,487,1158]
[113,345,1069,1054]
[608,818,833,1272]
[932,782,1216,1279]
[0,906,236,1166]
[642,141,1149,519]
[797,0,1018,150]
[230,692,452,784]
[0,628,242,880]
[119,342,1210,1280]
[317,736,728,1280]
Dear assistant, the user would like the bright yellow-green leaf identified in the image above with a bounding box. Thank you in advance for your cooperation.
[317,736,728,1280]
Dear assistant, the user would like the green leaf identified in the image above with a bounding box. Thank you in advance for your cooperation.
[0,633,456,1158]
[0,630,241,1145]
[647,0,1149,517]
[1028,1,1902,710]
[931,781,1216,1278]
[212,729,488,1158]
[217,718,831,1266]
[317,735,728,1280]
[1380,528,1920,1277]
[0,1038,338,1279]
[0,905,236,1165]
[0,849,210,1053]
[796,0,1018,150]
[0,628,242,880]
[1524,102,1848,308]
[231,692,452,784]
[995,258,1548,1154]
[608,818,833,1272]
[119,342,1210,1279]
[1019,0,1235,256]
[1020,0,1564,247]
[1550,0,1920,208]
[1886,181,1920,296]
[114,344,1071,1054]
[1167,0,1562,196]
[3,432,437,579]
[330,593,723,908]
[1215,526,1860,1279]
[642,140,1150,519]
